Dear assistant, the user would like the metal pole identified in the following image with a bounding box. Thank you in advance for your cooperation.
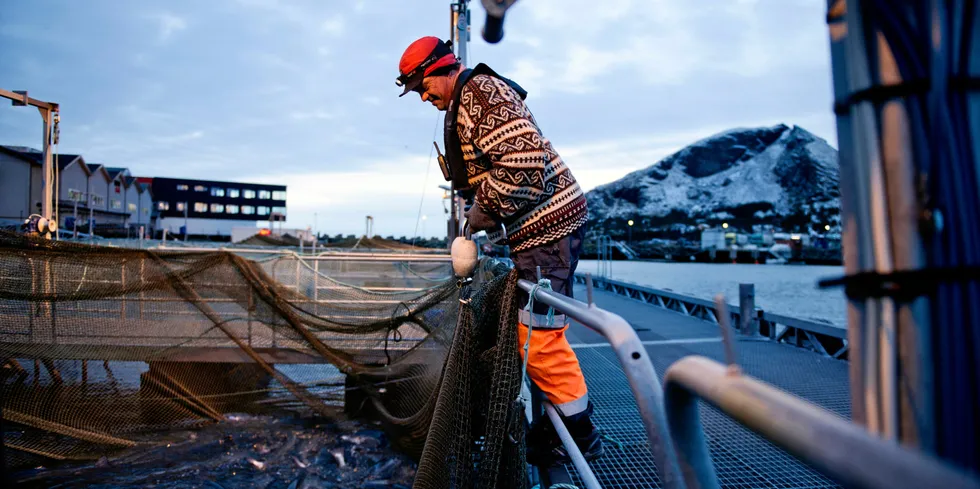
[40,108,53,226]
[663,356,980,489]
[543,401,602,489]
[455,0,469,67]
[183,203,188,242]
[739,284,757,336]
[517,277,684,488]
[73,199,78,239]
[295,256,301,292]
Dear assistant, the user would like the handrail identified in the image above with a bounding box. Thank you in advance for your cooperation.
[576,273,849,357]
[663,356,980,489]
[149,246,453,262]
[517,277,684,489]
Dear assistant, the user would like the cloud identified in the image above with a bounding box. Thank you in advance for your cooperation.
[154,13,187,42]
[321,15,345,36]
[289,110,338,121]
[152,130,204,144]
[0,0,837,237]
[501,0,828,96]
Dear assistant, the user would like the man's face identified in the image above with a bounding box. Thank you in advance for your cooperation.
[417,75,452,111]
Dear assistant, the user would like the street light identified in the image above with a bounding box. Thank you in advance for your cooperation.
[824,224,831,231]
[722,222,729,229]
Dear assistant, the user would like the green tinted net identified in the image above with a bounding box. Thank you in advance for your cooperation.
[0,231,528,488]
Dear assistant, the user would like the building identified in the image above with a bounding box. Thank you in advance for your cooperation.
[0,146,43,227]
[143,177,286,238]
[0,147,133,234]
[2,145,285,239]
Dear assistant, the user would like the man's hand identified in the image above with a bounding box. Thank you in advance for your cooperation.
[465,202,498,232]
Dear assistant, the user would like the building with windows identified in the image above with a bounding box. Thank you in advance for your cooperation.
[2,145,283,239]
[0,146,139,234]
[142,177,286,238]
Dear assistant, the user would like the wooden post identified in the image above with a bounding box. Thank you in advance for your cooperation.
[739,283,757,336]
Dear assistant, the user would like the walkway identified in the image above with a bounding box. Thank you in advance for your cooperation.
[563,284,850,489]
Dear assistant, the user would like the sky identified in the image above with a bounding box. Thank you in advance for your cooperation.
[0,0,837,238]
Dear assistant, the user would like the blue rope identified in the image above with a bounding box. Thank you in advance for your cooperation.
[520,279,555,400]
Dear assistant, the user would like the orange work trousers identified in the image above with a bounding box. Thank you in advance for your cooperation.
[517,321,589,416]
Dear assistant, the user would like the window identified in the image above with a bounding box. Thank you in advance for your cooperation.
[194,202,208,212]
[128,203,137,212]
[157,202,170,211]
[114,182,122,194]
[258,190,271,199]
[176,202,186,212]
[143,207,149,216]
[243,189,256,199]
[272,190,287,200]
[91,195,105,206]
[257,206,270,215]
[194,185,207,192]
[68,189,85,202]
[228,189,240,198]
[176,184,189,191]
[111,199,122,210]
[272,206,286,215]
[210,187,225,197]
[226,205,239,214]
[241,205,255,215]
[210,203,224,213]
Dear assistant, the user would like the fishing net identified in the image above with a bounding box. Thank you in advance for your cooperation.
[0,231,528,488]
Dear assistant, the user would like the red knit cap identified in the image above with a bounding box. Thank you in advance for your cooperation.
[396,36,457,96]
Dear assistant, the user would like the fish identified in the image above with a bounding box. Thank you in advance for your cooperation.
[370,459,400,479]
[329,448,346,468]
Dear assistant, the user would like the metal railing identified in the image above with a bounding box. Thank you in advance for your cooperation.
[574,274,849,359]
[517,275,684,489]
[0,250,452,363]
[587,233,614,278]
[663,355,980,489]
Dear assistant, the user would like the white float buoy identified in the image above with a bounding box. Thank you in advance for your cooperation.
[451,236,479,278]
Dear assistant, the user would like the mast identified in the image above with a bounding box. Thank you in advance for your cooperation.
[446,1,471,246]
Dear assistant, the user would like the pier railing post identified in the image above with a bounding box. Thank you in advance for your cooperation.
[739,283,759,337]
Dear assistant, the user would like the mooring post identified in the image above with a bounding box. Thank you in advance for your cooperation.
[739,283,757,336]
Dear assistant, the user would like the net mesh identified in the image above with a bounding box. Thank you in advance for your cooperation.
[0,231,528,487]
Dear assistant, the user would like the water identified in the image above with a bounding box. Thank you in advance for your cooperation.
[579,260,848,326]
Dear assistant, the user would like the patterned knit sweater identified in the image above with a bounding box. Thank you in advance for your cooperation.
[456,74,588,252]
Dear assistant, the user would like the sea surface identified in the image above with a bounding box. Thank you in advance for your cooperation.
[578,260,848,327]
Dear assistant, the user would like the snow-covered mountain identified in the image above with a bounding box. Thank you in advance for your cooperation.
[584,124,840,236]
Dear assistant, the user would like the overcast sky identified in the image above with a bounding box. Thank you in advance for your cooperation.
[0,0,837,238]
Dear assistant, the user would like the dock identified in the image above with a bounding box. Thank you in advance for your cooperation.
[563,283,849,489]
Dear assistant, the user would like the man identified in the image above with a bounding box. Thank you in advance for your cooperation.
[396,36,602,466]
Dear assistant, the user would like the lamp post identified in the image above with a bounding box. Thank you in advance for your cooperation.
[422,214,427,241]
[627,219,634,245]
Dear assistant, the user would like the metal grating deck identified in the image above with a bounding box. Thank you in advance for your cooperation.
[561,285,850,489]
